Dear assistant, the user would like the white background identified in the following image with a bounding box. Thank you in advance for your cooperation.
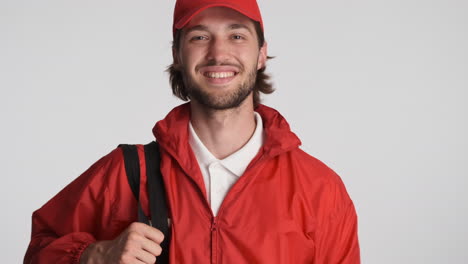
[1,0,467,263]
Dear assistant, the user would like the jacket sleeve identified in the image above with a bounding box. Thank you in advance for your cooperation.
[24,148,129,264]
[314,177,361,264]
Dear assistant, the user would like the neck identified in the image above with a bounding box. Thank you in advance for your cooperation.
[190,98,256,160]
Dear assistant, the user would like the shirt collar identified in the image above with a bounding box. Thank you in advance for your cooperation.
[189,112,264,177]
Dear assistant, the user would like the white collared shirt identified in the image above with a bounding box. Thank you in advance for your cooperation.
[188,112,264,216]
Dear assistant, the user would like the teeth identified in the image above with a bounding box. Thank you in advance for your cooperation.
[205,72,235,79]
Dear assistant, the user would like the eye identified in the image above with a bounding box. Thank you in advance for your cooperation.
[190,35,208,41]
[232,34,244,40]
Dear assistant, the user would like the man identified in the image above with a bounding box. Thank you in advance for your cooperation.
[25,0,360,263]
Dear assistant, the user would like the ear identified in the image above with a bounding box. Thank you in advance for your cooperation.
[257,41,268,70]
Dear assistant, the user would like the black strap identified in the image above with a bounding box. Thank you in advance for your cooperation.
[119,142,170,263]
[119,144,151,225]
[144,141,170,263]
[119,144,140,199]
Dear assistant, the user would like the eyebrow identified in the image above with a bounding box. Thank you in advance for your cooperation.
[229,24,253,34]
[184,23,253,34]
[184,25,209,34]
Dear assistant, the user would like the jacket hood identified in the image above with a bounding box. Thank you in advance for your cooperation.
[153,103,301,174]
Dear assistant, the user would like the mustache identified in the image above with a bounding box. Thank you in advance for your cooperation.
[195,60,243,71]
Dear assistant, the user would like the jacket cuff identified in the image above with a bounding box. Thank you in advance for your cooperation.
[72,241,94,264]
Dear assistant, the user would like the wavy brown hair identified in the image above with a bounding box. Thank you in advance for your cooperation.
[167,21,274,108]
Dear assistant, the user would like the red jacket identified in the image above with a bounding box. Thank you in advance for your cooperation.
[25,103,360,263]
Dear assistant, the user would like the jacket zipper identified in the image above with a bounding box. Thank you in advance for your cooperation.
[188,176,218,263]
[211,216,218,264]
[209,158,266,263]
[184,154,269,263]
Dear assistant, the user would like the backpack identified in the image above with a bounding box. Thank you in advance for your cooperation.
[119,141,170,264]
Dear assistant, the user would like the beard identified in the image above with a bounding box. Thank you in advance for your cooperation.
[182,64,257,110]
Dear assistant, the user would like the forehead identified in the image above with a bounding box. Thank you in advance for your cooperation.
[184,6,254,29]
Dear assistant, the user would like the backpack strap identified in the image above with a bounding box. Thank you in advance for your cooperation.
[144,141,170,263]
[118,144,150,225]
[119,142,170,263]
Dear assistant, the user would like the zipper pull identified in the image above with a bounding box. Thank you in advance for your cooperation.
[211,217,217,231]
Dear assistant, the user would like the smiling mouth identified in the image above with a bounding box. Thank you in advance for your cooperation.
[203,72,238,79]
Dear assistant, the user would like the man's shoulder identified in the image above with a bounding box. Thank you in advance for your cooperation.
[287,148,339,178]
[86,146,127,175]
[283,148,351,193]
[69,144,142,189]
[282,148,354,212]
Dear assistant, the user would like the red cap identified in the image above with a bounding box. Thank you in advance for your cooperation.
[173,0,264,34]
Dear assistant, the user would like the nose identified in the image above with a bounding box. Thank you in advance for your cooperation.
[206,37,230,63]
